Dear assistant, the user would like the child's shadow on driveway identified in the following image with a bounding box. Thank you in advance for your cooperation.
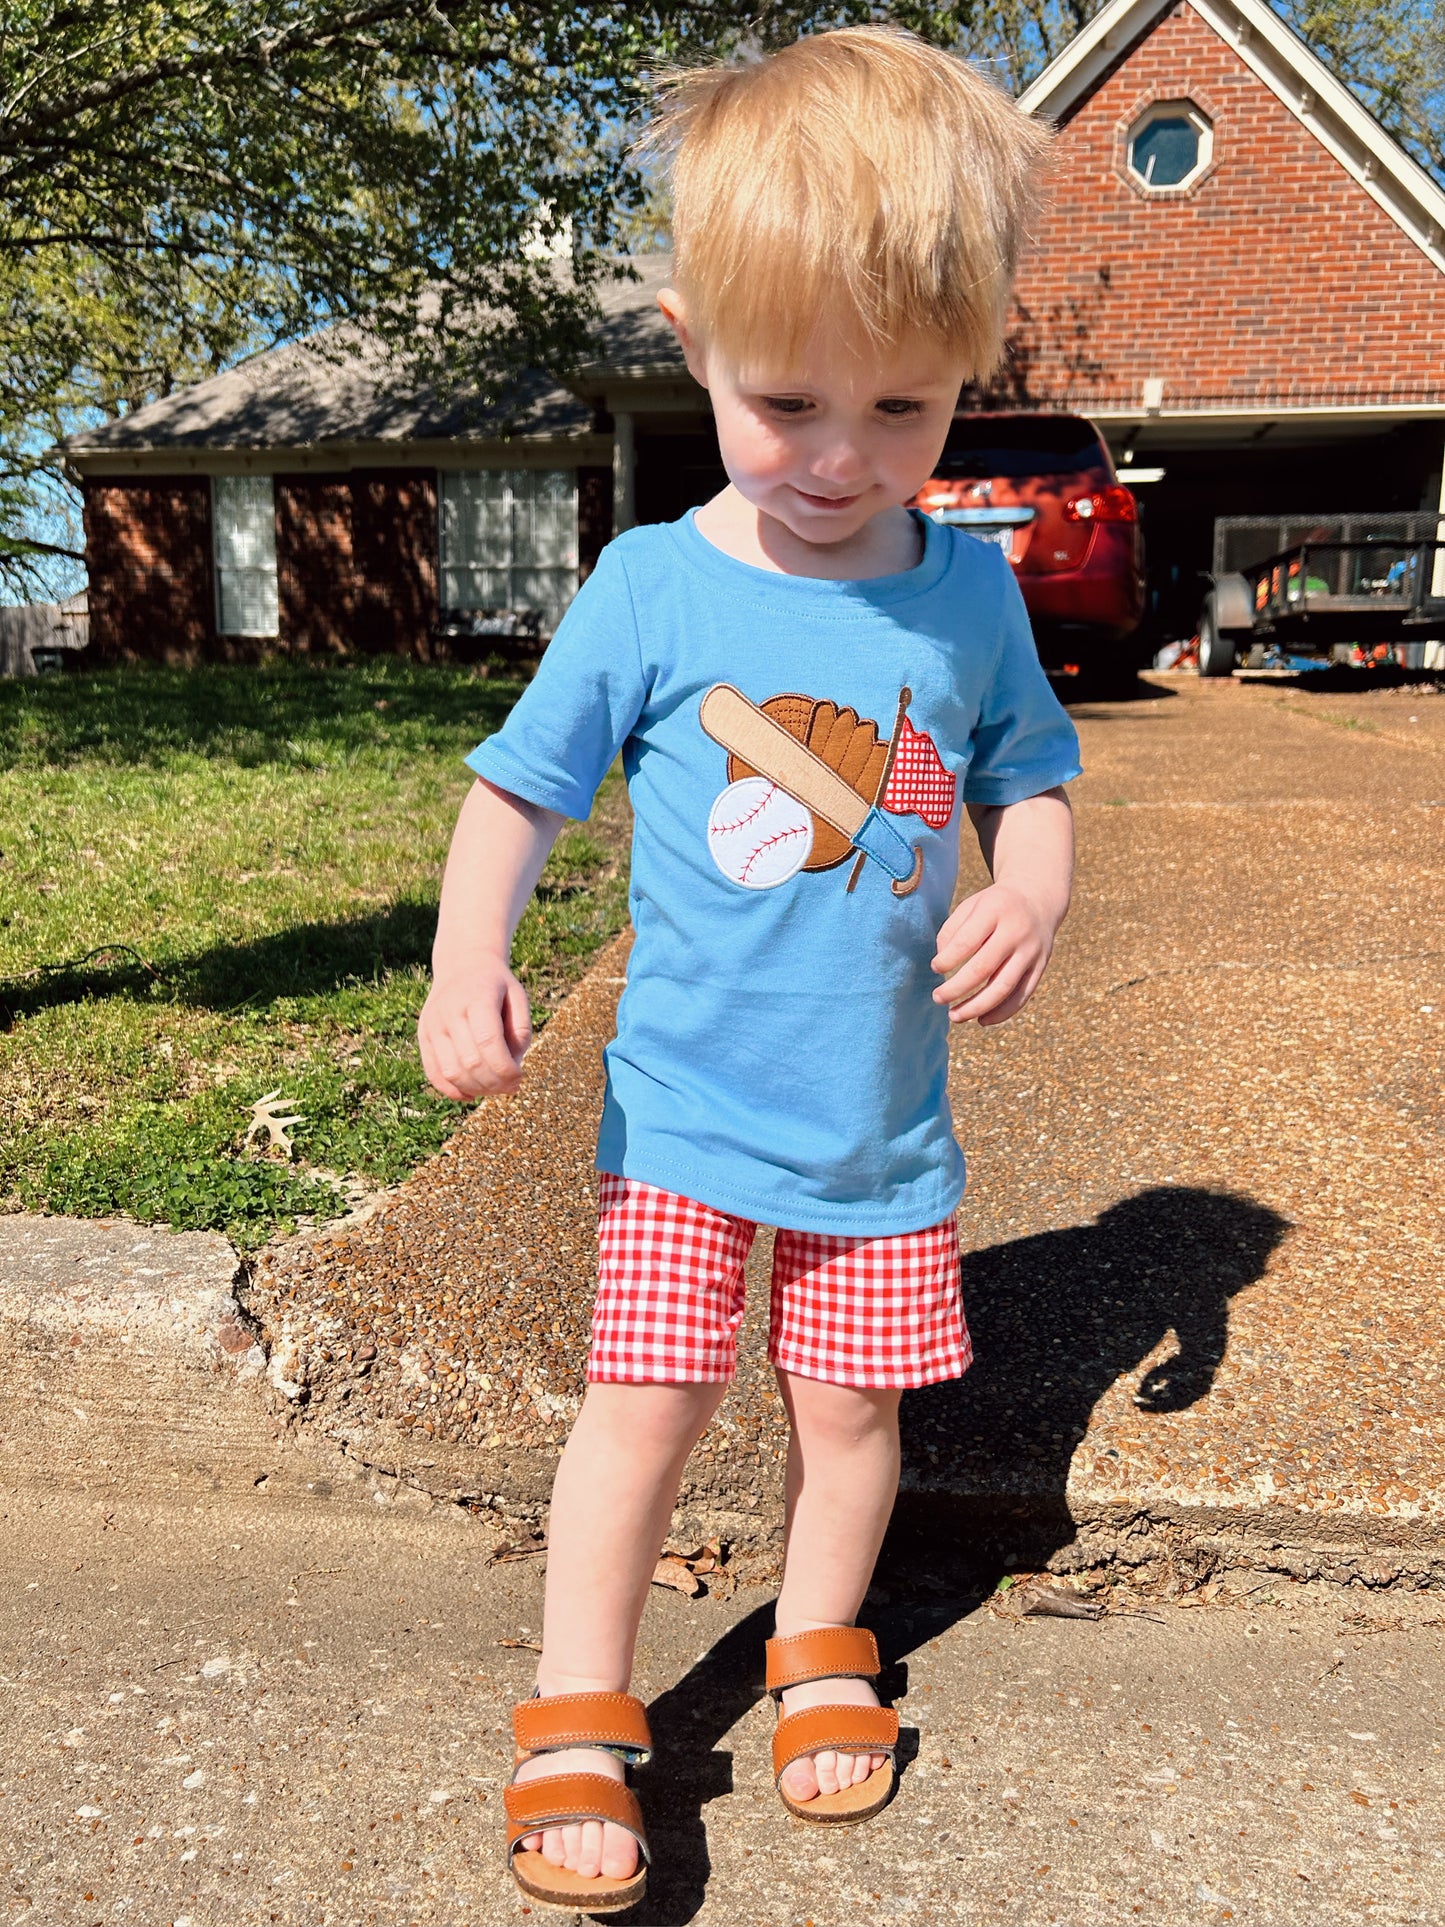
[628,1183,1288,1925]
[897,1183,1290,1556]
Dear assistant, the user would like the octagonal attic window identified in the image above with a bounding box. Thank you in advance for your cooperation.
[1127,102,1212,190]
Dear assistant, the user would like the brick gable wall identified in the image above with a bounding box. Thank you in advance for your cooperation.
[1003,0,1445,411]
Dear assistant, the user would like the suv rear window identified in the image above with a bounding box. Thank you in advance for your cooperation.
[934,418,1109,479]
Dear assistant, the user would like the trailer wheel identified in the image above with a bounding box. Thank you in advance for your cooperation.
[1198,595,1237,678]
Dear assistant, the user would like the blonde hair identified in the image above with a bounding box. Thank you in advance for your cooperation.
[641,26,1050,379]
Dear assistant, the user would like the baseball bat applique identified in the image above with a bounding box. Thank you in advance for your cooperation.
[846,686,912,895]
[700,683,923,897]
[843,687,957,891]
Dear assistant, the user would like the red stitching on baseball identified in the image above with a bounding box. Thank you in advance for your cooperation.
[712,782,782,838]
[739,823,809,883]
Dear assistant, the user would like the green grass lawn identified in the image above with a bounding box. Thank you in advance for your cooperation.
[0,660,630,1249]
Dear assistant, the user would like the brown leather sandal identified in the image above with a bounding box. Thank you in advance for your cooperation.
[504,1690,652,1913]
[766,1626,899,1824]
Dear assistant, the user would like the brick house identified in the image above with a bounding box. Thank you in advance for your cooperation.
[64,0,1445,659]
[1009,0,1445,635]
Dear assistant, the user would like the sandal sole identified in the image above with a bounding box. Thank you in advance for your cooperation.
[511,1849,647,1912]
[779,1759,895,1824]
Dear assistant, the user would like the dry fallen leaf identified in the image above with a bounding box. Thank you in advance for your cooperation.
[496,1638,543,1653]
[650,1543,730,1598]
[487,1536,548,1566]
[651,1554,704,1597]
[243,1089,304,1157]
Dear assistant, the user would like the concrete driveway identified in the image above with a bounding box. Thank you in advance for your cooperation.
[4,671,1444,1926]
[2,1420,1441,1927]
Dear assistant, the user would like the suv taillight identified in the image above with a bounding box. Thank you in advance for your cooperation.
[1063,485,1137,525]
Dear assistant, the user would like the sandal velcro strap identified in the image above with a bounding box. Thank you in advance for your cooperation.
[505,1772,651,1862]
[765,1626,882,1695]
[513,1691,652,1764]
[771,1704,900,1782]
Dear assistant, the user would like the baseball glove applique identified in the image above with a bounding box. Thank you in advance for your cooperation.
[699,684,956,898]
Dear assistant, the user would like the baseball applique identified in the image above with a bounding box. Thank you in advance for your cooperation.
[699,683,956,898]
[708,775,814,887]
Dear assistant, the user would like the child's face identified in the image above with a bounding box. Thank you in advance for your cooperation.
[662,299,964,549]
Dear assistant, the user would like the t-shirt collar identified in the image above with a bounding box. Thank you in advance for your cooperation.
[667,505,954,607]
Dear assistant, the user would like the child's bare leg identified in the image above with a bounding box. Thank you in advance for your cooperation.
[514,1380,725,1880]
[773,1371,901,1803]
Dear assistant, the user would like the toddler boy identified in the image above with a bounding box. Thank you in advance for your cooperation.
[419,25,1078,1912]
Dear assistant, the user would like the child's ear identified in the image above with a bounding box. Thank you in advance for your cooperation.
[657,288,709,389]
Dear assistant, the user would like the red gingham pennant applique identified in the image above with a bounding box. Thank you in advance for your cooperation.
[881,716,956,829]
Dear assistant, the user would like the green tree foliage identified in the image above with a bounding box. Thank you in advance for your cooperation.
[1275,0,1444,180]
[0,2,654,588]
[1,1,1018,592]
[0,1,1438,593]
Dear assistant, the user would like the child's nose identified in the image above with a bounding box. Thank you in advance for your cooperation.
[810,442,868,487]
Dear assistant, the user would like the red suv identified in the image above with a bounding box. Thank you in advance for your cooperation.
[910,413,1145,677]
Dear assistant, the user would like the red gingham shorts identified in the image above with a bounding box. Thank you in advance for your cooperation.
[588,1174,971,1390]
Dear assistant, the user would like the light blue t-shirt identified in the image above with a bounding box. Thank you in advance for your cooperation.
[466,509,1081,1236]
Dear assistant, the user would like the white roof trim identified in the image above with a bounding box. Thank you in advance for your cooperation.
[1018,0,1445,275]
[1087,399,1445,424]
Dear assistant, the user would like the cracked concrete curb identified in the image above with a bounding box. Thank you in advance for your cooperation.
[0,1210,462,1526]
[0,1214,265,1377]
[6,1192,1436,1591]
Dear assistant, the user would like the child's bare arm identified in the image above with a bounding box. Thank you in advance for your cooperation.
[930,788,1074,1027]
[418,778,565,1100]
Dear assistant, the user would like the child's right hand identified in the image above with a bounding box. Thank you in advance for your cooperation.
[418,956,533,1101]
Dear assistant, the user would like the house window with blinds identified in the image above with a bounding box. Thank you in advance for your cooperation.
[439,470,578,635]
[212,475,279,636]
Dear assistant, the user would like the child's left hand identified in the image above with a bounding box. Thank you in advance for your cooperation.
[931,881,1060,1026]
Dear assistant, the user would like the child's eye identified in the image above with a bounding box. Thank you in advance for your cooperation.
[761,396,812,416]
[876,398,925,418]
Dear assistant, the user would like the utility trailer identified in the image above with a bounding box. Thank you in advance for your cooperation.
[1197,513,1445,677]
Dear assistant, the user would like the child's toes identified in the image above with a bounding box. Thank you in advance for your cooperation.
[811,1748,844,1797]
[600,1821,640,1880]
[780,1753,822,1802]
[573,1819,607,1880]
[539,1825,568,1867]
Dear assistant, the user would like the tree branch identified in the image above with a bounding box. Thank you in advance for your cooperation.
[0,0,495,139]
[0,534,85,561]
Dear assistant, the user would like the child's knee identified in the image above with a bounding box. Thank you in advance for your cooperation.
[781,1374,901,1444]
[583,1378,726,1451]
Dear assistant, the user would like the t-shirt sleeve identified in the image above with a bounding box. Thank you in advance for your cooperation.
[962,550,1083,807]
[463,540,647,820]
